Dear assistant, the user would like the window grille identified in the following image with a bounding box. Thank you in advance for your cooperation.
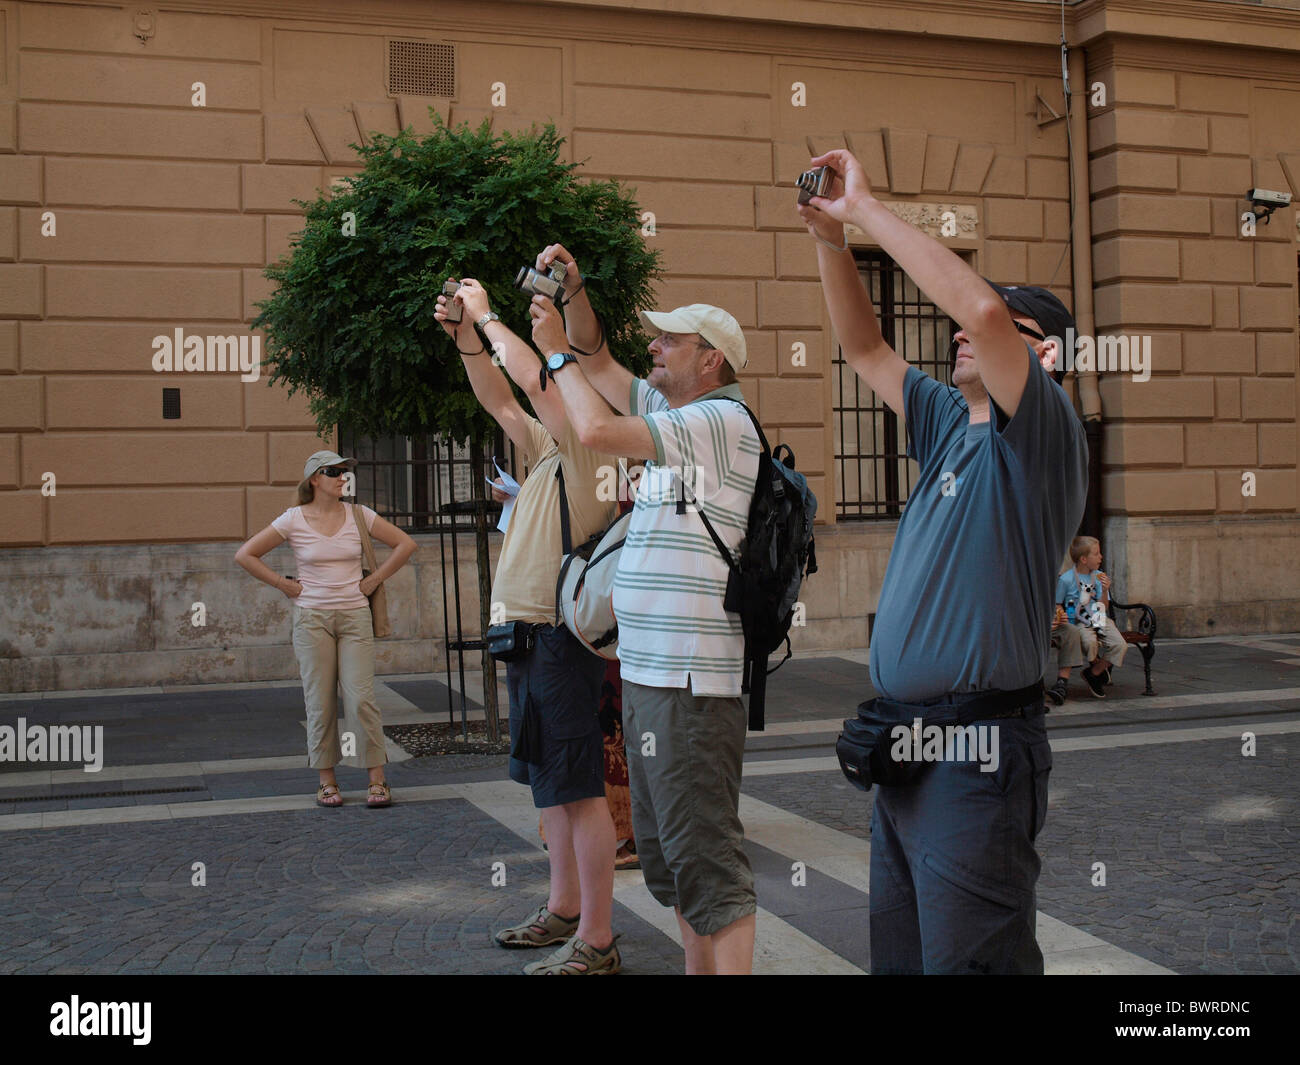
[834,250,958,520]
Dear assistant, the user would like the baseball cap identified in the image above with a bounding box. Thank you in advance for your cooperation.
[984,280,1076,342]
[302,450,357,480]
[639,304,747,372]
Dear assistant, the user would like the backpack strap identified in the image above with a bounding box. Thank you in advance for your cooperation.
[555,462,572,556]
[680,396,769,570]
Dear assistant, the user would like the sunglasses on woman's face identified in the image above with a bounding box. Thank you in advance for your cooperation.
[318,466,347,478]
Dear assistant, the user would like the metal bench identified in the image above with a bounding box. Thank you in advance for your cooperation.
[1108,597,1157,696]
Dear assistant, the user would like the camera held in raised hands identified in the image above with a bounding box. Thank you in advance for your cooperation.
[795,165,834,205]
[514,259,568,305]
[441,280,464,323]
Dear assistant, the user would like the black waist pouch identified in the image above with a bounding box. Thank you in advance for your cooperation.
[836,685,1044,793]
[836,698,927,792]
[486,621,538,662]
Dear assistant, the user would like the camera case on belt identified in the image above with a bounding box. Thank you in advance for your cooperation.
[835,698,927,792]
[485,620,538,662]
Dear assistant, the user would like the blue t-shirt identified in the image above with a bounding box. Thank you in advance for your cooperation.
[869,348,1088,701]
[1055,569,1097,611]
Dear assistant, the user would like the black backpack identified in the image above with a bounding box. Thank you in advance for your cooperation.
[685,400,818,731]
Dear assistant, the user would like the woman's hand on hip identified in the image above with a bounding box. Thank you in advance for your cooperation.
[359,573,381,597]
[281,577,303,599]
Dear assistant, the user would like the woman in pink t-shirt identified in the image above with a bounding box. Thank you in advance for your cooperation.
[236,450,416,808]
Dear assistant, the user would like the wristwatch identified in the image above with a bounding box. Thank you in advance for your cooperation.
[475,311,500,334]
[539,350,578,391]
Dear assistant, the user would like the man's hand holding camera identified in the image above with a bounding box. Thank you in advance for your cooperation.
[801,149,878,227]
[529,293,569,358]
[435,277,494,354]
[535,244,585,300]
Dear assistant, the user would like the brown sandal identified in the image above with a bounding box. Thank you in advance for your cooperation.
[316,783,343,808]
[366,781,392,808]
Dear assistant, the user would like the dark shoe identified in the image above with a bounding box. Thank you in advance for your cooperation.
[1046,679,1068,707]
[1084,669,1107,699]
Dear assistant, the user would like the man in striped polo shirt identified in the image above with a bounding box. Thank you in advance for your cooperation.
[529,280,761,975]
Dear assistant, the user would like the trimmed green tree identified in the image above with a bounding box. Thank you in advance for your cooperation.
[254,117,661,738]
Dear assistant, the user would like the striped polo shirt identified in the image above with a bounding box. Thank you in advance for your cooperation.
[612,379,762,696]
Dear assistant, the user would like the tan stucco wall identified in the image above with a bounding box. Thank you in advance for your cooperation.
[1,0,1298,690]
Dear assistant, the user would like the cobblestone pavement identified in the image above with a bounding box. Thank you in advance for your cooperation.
[1,635,1297,975]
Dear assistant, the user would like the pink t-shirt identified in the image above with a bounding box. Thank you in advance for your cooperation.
[270,503,378,611]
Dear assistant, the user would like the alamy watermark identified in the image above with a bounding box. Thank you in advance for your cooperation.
[151,328,261,383]
[596,462,704,505]
[50,997,150,1045]
[1048,329,1151,383]
[890,719,1000,773]
[0,719,104,772]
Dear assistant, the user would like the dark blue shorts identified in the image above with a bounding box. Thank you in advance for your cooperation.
[505,624,606,809]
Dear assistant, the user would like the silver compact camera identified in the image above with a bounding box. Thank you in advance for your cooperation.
[795,165,833,205]
[441,280,463,323]
[514,260,568,305]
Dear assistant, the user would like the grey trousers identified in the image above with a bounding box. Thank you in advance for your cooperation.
[869,704,1051,975]
[291,605,387,770]
[1042,624,1085,686]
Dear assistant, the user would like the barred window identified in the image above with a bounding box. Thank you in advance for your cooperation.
[834,250,958,520]
[337,430,518,532]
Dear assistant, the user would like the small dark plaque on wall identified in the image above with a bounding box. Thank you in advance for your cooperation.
[163,387,181,419]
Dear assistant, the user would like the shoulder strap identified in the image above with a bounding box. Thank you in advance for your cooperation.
[555,463,572,556]
[352,503,378,573]
[683,397,768,570]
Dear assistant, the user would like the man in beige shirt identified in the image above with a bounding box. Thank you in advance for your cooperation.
[435,275,620,976]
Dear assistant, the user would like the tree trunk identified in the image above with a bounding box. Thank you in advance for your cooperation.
[470,443,500,741]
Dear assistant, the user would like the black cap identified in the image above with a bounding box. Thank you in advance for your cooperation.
[984,280,1076,343]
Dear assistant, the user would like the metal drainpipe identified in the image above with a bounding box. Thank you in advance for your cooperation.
[1068,44,1104,539]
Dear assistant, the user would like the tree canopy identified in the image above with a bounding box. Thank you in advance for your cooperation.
[254,117,661,443]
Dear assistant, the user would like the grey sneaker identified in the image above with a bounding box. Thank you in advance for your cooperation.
[1046,678,1068,707]
[493,905,580,949]
[524,935,622,975]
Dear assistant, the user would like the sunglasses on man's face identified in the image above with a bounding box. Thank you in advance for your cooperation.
[318,466,347,478]
[948,320,1047,363]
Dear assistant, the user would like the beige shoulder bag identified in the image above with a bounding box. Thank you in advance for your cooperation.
[352,503,392,638]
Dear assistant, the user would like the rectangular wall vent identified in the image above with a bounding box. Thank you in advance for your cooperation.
[387,39,455,98]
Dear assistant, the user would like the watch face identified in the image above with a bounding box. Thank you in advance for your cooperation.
[548,351,568,371]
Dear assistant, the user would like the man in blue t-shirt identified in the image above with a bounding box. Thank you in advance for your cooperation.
[799,149,1087,974]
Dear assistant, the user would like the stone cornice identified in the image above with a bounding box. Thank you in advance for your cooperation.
[1074,0,1300,51]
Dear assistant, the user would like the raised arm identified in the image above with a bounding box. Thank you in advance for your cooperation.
[795,191,907,418]
[533,242,636,415]
[447,278,571,445]
[530,295,654,460]
[434,279,536,456]
[809,148,1030,417]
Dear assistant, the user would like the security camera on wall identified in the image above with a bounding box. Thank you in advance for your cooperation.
[1246,187,1292,224]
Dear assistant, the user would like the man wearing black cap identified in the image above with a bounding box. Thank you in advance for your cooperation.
[797,149,1087,974]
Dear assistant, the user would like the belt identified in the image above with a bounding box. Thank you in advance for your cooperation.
[876,684,1045,726]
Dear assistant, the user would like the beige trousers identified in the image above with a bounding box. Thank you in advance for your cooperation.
[291,605,387,770]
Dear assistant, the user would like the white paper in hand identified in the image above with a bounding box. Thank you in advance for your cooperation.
[486,458,521,534]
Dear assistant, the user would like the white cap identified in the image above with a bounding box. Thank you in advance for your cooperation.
[639,304,747,372]
[301,450,356,480]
